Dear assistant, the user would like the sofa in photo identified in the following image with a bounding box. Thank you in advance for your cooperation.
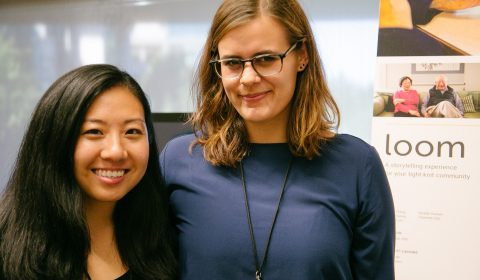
[372,90,480,118]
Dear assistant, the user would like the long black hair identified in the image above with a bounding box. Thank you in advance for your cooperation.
[0,64,177,279]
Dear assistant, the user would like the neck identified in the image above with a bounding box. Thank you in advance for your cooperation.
[85,201,116,259]
[85,200,115,235]
[85,201,126,279]
[244,104,290,143]
[245,119,288,143]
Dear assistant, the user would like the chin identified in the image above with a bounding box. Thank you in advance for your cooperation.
[89,190,132,204]
[239,110,270,122]
[242,115,269,123]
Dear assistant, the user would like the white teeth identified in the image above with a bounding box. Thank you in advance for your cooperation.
[95,169,125,178]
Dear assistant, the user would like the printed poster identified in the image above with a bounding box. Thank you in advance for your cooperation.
[374,1,480,279]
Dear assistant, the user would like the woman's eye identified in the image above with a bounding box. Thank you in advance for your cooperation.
[83,129,102,135]
[256,55,277,63]
[126,128,143,135]
[223,59,242,67]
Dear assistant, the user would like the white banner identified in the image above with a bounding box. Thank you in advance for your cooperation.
[372,117,480,279]
[376,1,480,277]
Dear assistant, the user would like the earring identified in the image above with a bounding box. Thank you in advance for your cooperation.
[299,64,306,70]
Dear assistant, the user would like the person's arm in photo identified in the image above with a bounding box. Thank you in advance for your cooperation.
[453,91,465,116]
[393,91,406,106]
[421,91,431,117]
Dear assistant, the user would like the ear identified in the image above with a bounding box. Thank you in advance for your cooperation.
[296,41,309,72]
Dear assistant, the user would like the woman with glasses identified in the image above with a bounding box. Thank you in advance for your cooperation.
[161,0,395,279]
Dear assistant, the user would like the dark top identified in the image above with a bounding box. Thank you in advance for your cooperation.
[0,271,131,280]
[116,271,131,279]
[160,134,395,280]
[422,85,464,115]
[427,86,456,107]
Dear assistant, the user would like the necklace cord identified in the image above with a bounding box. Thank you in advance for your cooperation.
[240,157,293,276]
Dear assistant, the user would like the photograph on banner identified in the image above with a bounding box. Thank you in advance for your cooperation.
[373,62,480,118]
[378,0,480,56]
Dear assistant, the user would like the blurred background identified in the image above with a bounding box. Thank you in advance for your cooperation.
[0,0,380,190]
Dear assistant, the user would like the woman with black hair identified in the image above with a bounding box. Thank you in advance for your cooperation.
[0,64,177,280]
[393,76,421,117]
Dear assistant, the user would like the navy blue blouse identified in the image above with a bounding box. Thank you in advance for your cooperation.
[160,134,395,280]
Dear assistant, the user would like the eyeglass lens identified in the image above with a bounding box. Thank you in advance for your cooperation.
[213,39,302,79]
[216,55,283,79]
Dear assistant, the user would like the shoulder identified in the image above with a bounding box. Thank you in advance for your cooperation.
[448,86,458,94]
[322,134,381,169]
[328,135,391,203]
[161,133,196,157]
[160,133,196,167]
[164,132,196,147]
[160,133,205,174]
[327,134,375,156]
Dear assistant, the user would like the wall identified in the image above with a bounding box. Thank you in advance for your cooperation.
[375,62,480,93]
[0,0,380,190]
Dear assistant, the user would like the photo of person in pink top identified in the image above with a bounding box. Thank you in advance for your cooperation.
[393,76,421,117]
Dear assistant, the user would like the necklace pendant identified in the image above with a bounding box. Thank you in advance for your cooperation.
[256,271,262,280]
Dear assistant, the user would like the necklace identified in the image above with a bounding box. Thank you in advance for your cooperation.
[240,157,293,280]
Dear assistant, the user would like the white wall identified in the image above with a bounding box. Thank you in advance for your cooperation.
[375,63,480,93]
[0,0,380,190]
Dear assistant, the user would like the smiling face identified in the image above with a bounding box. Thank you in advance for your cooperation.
[401,78,412,91]
[217,15,307,142]
[435,76,447,91]
[73,86,149,207]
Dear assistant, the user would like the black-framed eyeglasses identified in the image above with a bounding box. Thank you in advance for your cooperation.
[209,39,305,79]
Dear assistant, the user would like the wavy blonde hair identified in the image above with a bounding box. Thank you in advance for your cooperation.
[191,0,340,167]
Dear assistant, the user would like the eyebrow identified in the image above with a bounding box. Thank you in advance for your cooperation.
[220,49,277,60]
[83,118,146,125]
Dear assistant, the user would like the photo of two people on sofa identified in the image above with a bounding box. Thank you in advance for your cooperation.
[373,74,480,118]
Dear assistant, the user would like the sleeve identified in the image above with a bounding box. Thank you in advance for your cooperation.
[421,90,431,115]
[393,90,400,100]
[159,140,170,183]
[350,146,395,280]
[454,92,465,115]
[393,91,406,113]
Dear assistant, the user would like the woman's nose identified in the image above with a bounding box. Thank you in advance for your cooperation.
[239,62,260,85]
[100,136,127,162]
